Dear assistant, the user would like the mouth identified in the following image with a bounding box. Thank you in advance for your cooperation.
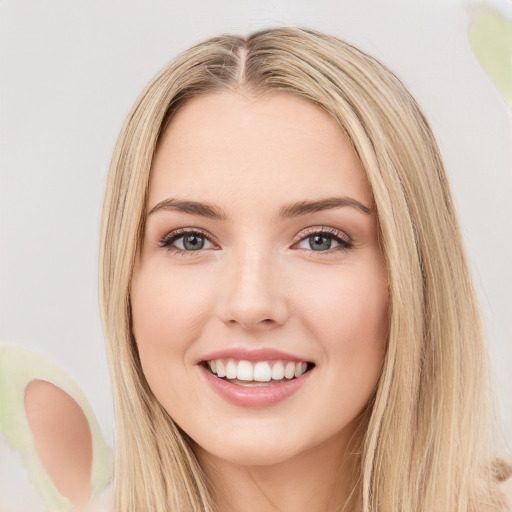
[201,359,316,387]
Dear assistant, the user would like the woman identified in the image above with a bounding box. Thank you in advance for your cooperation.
[99,27,511,511]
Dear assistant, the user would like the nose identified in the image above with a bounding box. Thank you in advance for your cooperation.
[215,245,289,331]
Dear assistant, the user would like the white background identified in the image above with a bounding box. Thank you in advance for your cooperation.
[1,0,511,452]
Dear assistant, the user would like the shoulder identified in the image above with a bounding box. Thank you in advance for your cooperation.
[500,475,512,510]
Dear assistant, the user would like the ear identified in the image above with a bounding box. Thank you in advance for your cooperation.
[0,344,111,511]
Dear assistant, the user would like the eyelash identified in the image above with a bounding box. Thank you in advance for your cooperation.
[294,226,353,254]
[159,228,216,256]
[159,226,353,256]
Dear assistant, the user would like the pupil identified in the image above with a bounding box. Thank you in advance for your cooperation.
[183,235,204,251]
[310,235,331,251]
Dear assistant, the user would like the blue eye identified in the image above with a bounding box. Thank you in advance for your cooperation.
[160,230,215,253]
[307,234,333,251]
[296,229,352,253]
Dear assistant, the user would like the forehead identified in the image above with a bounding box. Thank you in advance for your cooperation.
[148,90,372,211]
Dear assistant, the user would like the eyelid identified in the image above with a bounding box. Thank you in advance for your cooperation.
[290,226,354,254]
[158,225,352,254]
[292,226,352,245]
[159,227,219,253]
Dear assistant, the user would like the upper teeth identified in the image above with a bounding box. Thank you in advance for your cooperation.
[208,359,308,382]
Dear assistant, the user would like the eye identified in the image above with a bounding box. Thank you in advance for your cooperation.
[294,227,353,253]
[160,229,216,254]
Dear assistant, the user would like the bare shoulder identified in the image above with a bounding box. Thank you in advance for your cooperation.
[500,475,512,510]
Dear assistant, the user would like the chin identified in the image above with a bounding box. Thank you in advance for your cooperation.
[190,418,349,469]
[197,438,303,467]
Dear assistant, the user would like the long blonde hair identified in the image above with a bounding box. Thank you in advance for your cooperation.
[99,27,508,511]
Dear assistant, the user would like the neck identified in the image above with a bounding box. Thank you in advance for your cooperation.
[197,433,361,512]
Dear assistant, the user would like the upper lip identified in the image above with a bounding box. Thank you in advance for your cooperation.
[198,347,312,364]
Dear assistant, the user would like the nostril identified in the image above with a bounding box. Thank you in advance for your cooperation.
[227,317,280,330]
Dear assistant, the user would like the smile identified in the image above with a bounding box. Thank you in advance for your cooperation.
[205,359,311,385]
[199,352,315,407]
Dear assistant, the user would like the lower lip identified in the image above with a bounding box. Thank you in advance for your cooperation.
[200,365,312,408]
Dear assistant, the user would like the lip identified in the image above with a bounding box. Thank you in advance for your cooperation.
[198,347,310,364]
[197,347,314,407]
[199,362,313,408]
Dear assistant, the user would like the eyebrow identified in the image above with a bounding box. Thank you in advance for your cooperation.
[278,197,372,218]
[148,196,372,220]
[148,198,228,220]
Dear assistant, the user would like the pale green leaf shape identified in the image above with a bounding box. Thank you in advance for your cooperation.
[0,343,111,512]
[467,5,512,109]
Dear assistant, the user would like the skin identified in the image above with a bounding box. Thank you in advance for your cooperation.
[131,90,389,512]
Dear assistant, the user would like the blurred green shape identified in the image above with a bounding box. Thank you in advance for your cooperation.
[0,344,111,511]
[468,5,512,109]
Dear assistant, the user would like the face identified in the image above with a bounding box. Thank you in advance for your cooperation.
[131,91,389,466]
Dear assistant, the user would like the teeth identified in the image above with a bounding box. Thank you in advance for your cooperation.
[216,360,226,378]
[253,362,272,382]
[271,361,285,380]
[206,358,311,382]
[294,362,307,378]
[225,360,237,379]
[237,360,253,381]
[284,361,295,379]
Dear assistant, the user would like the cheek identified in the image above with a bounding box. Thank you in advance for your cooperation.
[131,263,210,343]
[130,262,214,391]
[293,261,389,385]
[298,268,388,342]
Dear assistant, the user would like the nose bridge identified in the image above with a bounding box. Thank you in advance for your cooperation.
[217,239,288,330]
